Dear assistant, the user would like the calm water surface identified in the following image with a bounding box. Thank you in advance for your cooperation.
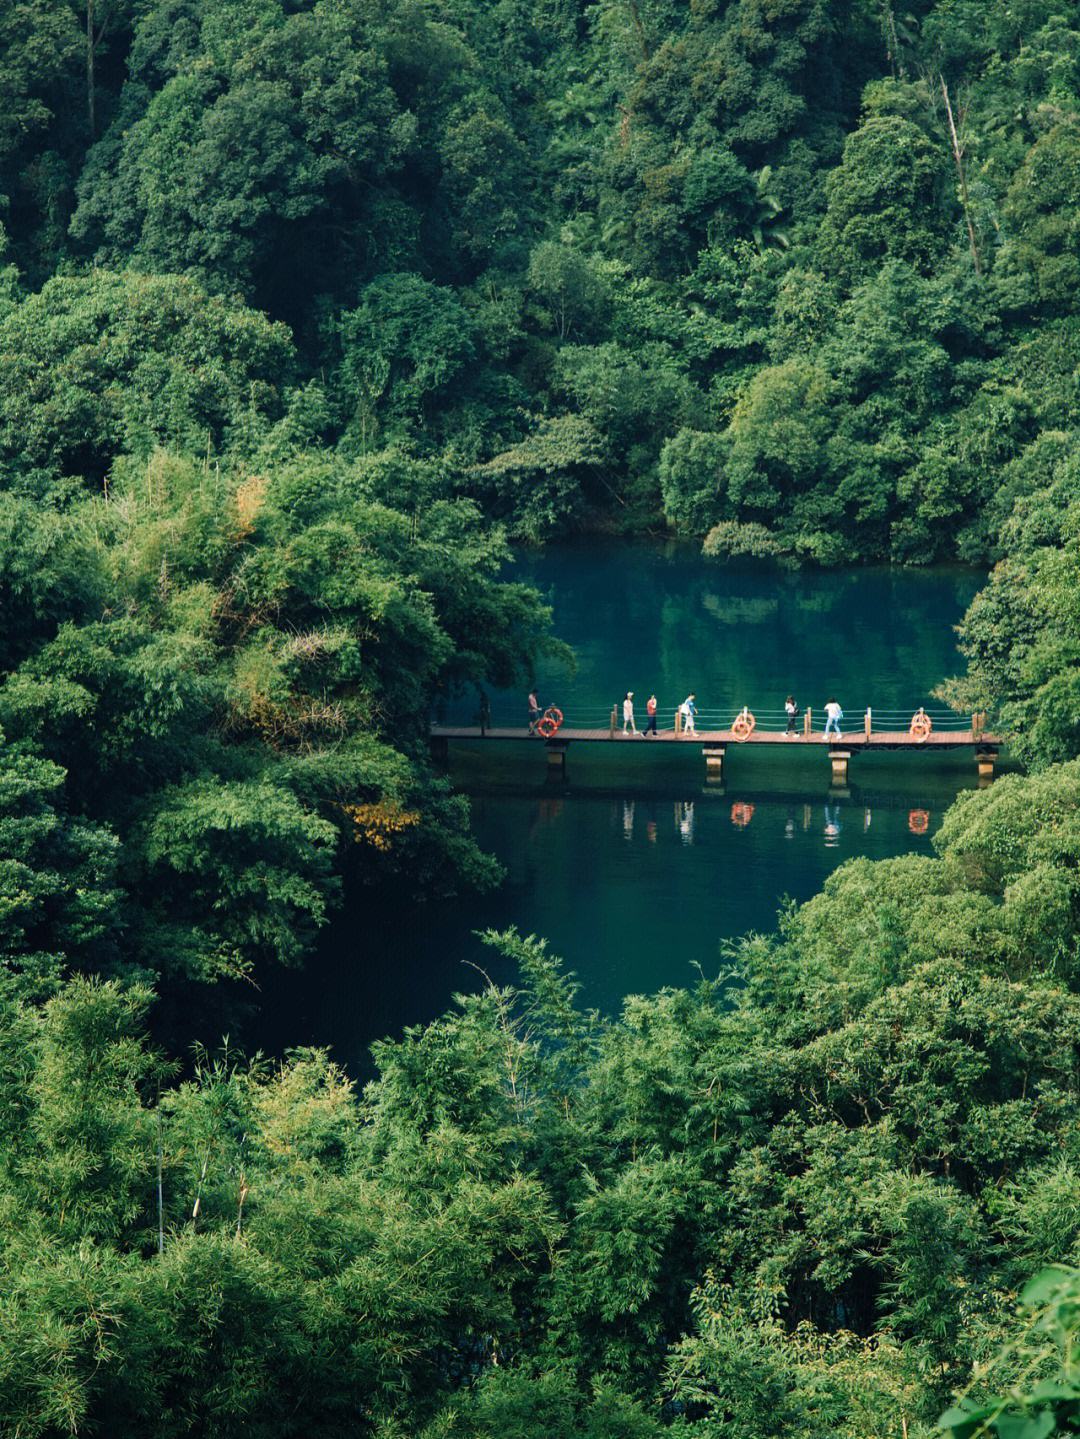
[260,543,985,1072]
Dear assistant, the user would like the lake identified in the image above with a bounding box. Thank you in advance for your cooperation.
[258,542,985,1072]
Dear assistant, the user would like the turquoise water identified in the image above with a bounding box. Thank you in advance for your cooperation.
[444,540,981,728]
[259,544,985,1071]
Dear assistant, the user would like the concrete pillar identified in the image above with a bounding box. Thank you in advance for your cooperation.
[976,746,998,786]
[829,749,851,786]
[546,739,570,774]
[702,744,725,781]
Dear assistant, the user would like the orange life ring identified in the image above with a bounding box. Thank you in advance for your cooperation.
[537,706,563,739]
[731,802,755,828]
[731,708,756,742]
[908,808,930,836]
[909,710,932,742]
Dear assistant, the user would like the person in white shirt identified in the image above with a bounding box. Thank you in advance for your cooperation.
[823,697,844,739]
[622,691,639,735]
[679,694,697,735]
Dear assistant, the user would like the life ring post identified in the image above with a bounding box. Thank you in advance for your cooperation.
[909,708,933,743]
[731,707,756,742]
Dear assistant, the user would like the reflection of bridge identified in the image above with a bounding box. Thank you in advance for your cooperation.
[430,706,1001,785]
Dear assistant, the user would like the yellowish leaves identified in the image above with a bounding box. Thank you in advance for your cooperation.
[233,473,269,539]
[343,801,419,851]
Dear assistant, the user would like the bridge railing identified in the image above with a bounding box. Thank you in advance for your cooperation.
[443,703,986,735]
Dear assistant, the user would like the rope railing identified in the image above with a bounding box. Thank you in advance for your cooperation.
[444,702,989,736]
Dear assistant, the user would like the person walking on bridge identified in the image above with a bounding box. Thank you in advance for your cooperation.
[622,691,640,736]
[823,697,844,740]
[785,695,799,737]
[528,690,542,735]
[644,693,658,736]
[679,693,698,736]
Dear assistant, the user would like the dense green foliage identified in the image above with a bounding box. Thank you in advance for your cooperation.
[940,435,1080,767]
[2,0,1080,558]
[0,433,557,991]
[5,0,1080,1434]
[3,765,1080,1434]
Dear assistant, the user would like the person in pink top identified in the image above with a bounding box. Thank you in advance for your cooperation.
[644,693,658,736]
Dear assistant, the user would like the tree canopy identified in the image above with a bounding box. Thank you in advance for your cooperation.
[4,0,1080,1433]
[0,0,1078,555]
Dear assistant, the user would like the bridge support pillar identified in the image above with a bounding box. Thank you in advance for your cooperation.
[829,749,851,786]
[702,744,725,782]
[545,738,570,775]
[975,746,998,786]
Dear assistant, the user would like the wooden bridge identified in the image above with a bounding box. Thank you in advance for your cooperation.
[430,705,1001,785]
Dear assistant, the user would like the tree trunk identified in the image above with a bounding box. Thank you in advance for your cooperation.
[881,3,904,78]
[941,77,982,276]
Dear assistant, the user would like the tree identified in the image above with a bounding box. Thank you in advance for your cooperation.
[819,114,954,282]
[0,271,294,494]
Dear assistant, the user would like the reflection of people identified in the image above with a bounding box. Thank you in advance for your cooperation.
[784,808,796,839]
[622,691,639,736]
[676,801,695,843]
[824,803,842,847]
[646,818,657,844]
[679,694,698,736]
[528,690,541,735]
[785,695,799,737]
[644,694,658,736]
[622,799,635,840]
[824,697,844,739]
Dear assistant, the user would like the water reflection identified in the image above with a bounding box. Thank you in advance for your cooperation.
[483,541,983,726]
[908,808,931,836]
[256,784,953,1072]
[601,796,928,850]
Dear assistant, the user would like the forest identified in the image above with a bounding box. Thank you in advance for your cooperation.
[4,0,1080,1434]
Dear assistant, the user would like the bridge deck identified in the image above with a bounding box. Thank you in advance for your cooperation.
[431,726,1000,749]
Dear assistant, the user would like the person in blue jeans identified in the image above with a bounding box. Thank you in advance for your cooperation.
[823,697,843,739]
